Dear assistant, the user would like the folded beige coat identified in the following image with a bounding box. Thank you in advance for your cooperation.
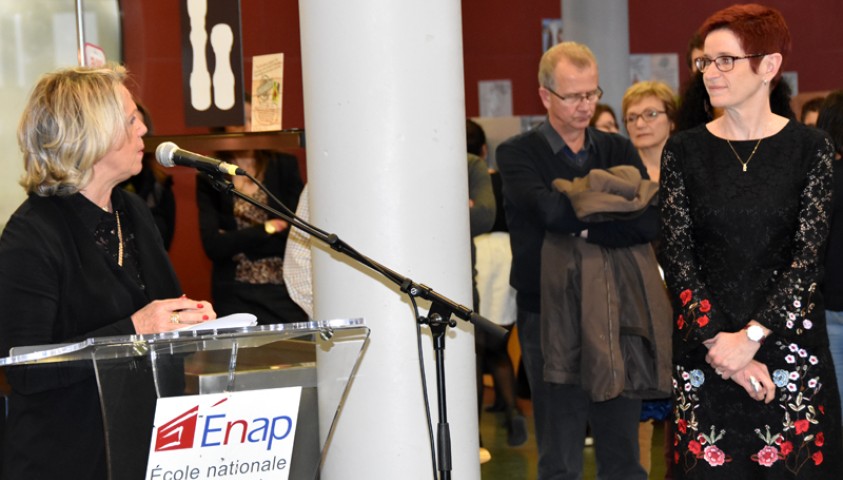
[552,165,659,221]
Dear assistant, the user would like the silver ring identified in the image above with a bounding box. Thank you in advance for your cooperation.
[749,376,761,393]
[715,368,724,376]
[170,312,181,324]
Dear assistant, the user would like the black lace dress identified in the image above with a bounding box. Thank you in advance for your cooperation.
[659,121,843,479]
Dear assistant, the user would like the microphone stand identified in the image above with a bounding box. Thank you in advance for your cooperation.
[203,173,506,480]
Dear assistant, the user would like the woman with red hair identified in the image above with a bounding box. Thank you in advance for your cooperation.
[659,4,842,478]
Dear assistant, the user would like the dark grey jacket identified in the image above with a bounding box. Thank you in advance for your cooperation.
[540,234,672,402]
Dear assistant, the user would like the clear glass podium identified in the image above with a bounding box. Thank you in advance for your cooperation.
[0,318,369,480]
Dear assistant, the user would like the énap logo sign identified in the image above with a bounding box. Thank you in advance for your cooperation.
[146,387,302,480]
[155,405,199,451]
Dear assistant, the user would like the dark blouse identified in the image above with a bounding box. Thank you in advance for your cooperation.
[196,152,307,324]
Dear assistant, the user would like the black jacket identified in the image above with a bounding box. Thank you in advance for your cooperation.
[0,190,181,479]
[496,123,659,312]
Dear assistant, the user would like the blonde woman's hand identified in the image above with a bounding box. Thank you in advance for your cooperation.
[131,296,217,334]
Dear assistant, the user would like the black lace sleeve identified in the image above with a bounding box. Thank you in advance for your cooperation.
[658,135,722,347]
[752,136,834,339]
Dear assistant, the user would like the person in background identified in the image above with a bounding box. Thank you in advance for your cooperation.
[464,125,497,463]
[590,103,620,134]
[802,96,825,127]
[584,100,624,450]
[120,101,176,249]
[196,99,307,325]
[686,33,705,74]
[621,80,677,474]
[283,184,313,318]
[467,119,528,450]
[816,90,843,422]
[498,41,665,480]
[588,103,620,133]
[660,5,842,477]
[623,81,677,183]
[0,64,215,479]
[677,32,721,132]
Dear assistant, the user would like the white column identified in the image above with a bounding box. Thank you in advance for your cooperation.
[563,0,630,117]
[299,1,479,479]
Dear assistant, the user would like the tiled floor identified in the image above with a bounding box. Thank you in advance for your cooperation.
[478,395,668,479]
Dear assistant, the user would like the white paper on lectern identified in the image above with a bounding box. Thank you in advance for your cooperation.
[178,313,257,332]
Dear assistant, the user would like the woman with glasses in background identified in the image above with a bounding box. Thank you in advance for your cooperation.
[622,80,677,476]
[659,5,842,478]
[623,81,676,183]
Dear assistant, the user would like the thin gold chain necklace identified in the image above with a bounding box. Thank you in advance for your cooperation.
[726,138,763,172]
[115,211,124,267]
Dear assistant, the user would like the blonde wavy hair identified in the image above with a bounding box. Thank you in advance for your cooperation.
[621,81,678,125]
[538,42,596,91]
[18,64,131,196]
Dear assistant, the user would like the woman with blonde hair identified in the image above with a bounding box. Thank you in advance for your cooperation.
[621,80,677,474]
[0,64,215,479]
[622,81,677,182]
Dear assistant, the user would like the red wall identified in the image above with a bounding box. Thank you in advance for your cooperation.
[628,0,843,94]
[122,0,307,299]
[122,0,843,299]
[124,0,843,131]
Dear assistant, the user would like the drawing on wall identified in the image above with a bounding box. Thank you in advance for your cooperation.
[479,80,513,117]
[781,71,799,96]
[251,53,284,132]
[542,19,563,53]
[181,0,245,127]
[629,53,679,93]
[210,23,235,110]
[187,0,212,111]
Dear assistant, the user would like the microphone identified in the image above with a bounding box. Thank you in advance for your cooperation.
[155,141,246,176]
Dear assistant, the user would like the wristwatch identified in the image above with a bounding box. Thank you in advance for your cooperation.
[745,324,766,343]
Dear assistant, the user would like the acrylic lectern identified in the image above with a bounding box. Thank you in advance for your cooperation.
[0,318,368,480]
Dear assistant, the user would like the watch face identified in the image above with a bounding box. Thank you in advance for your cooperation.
[747,325,764,341]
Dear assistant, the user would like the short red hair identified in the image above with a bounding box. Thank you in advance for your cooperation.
[698,4,791,86]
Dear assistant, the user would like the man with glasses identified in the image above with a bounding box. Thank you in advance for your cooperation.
[497,41,656,480]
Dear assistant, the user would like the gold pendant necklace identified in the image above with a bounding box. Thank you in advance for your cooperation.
[726,138,763,172]
[115,211,124,267]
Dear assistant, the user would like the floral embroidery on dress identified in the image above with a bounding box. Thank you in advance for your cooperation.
[674,366,732,471]
[746,340,827,473]
[676,288,712,340]
[780,280,817,335]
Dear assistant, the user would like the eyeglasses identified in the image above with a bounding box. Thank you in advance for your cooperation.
[624,109,666,125]
[694,53,767,73]
[545,86,603,106]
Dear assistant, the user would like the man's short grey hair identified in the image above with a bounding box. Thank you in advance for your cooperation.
[538,42,597,90]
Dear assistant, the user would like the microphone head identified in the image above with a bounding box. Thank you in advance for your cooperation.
[155,142,179,168]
